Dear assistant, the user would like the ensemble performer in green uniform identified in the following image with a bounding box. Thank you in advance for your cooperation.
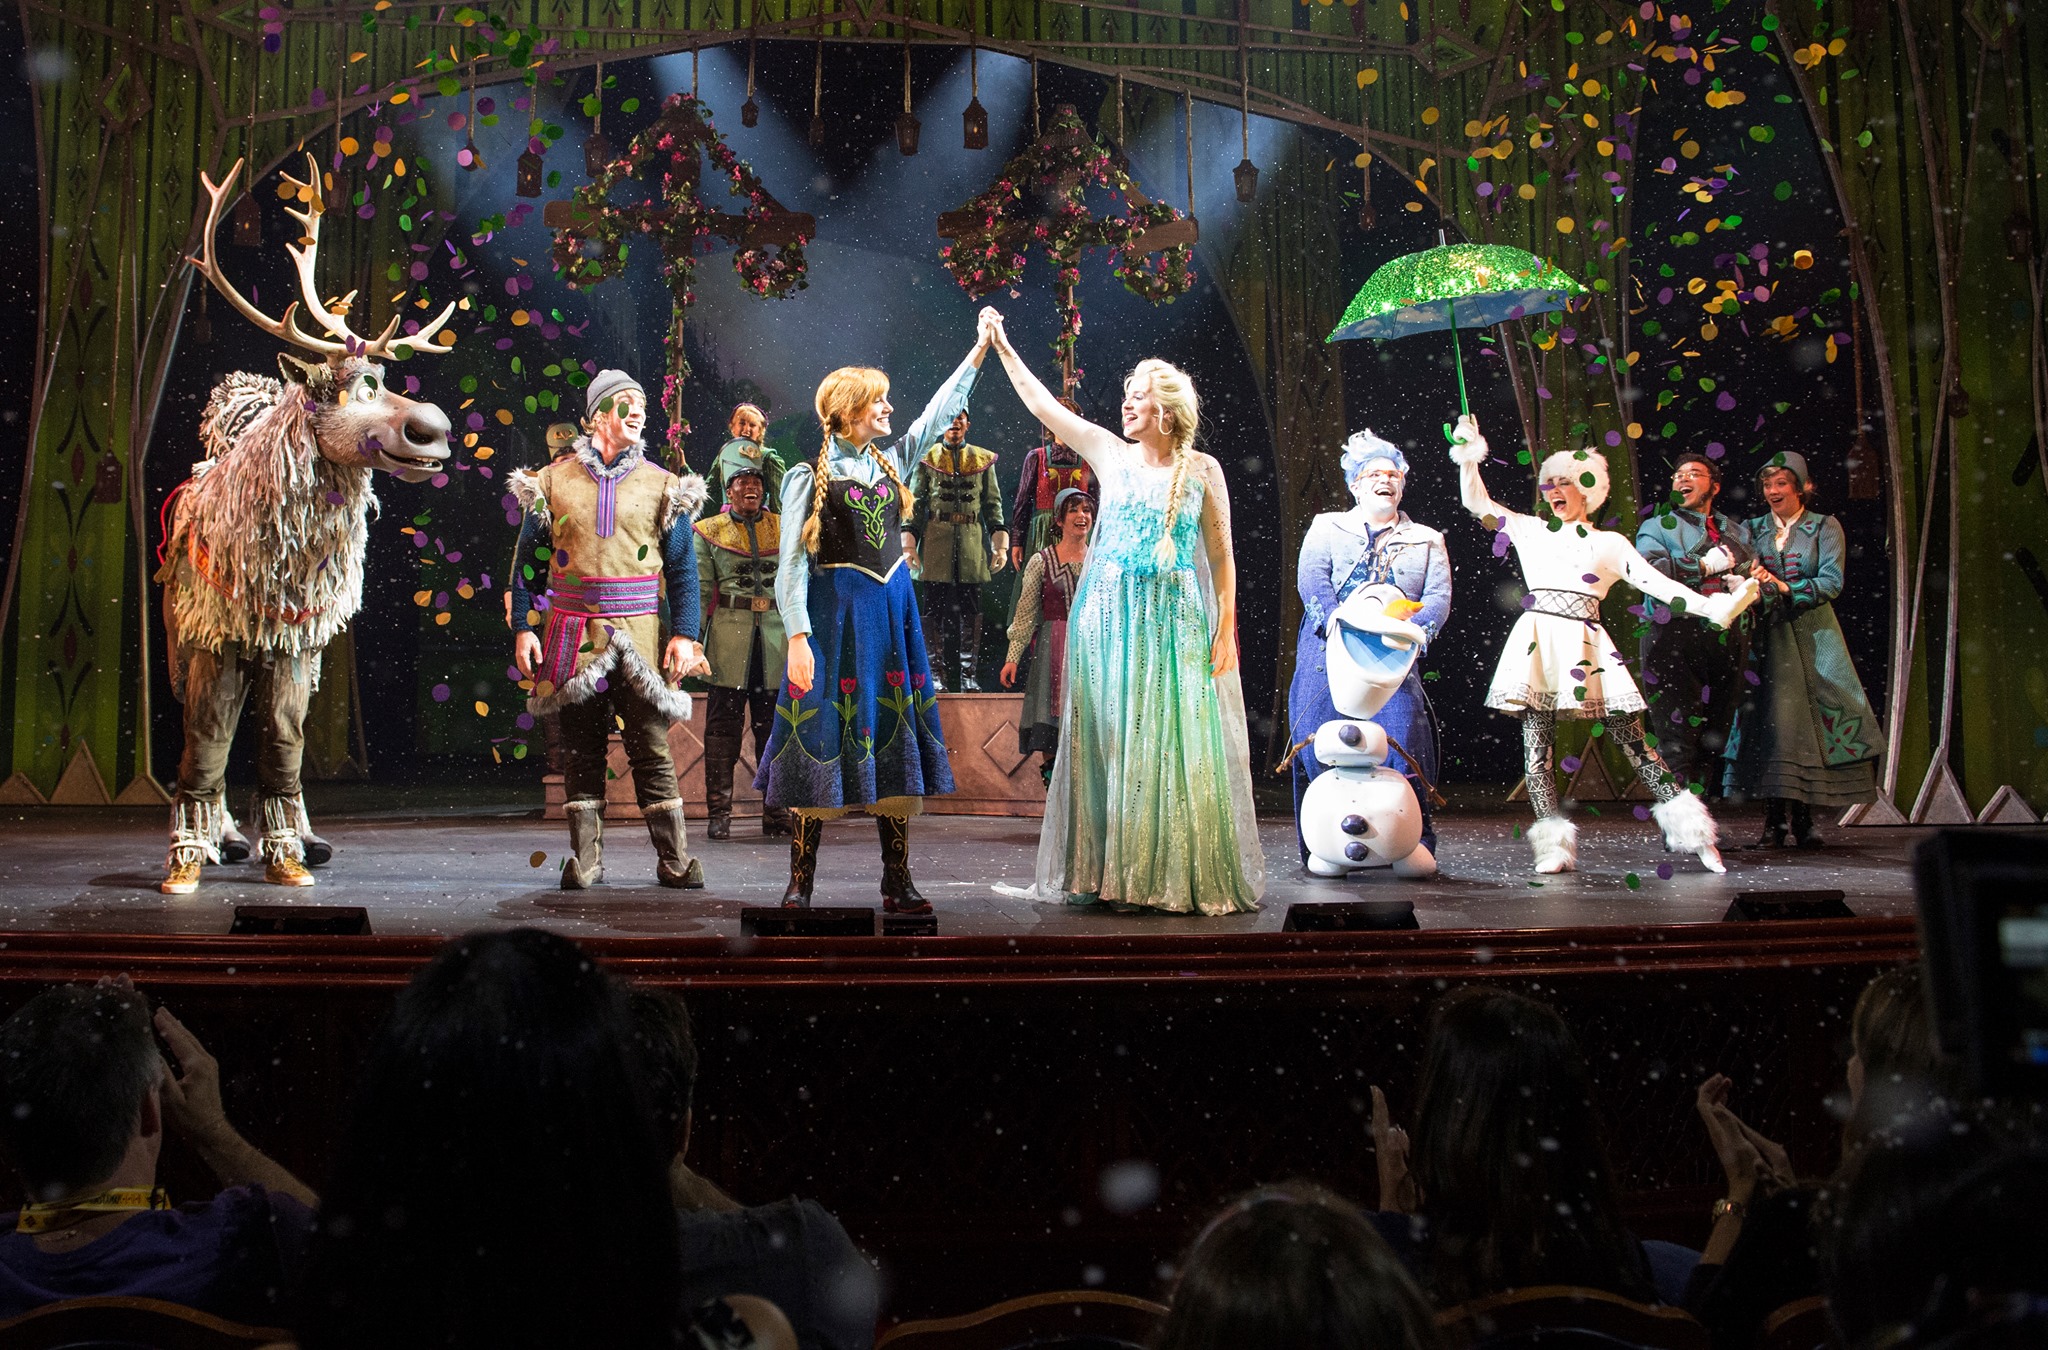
[693,463,794,841]
[906,411,1007,690]
[707,402,786,512]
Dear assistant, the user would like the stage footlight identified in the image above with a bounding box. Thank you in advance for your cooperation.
[230,905,372,936]
[883,911,938,937]
[1721,890,1855,921]
[1281,901,1418,932]
[1234,158,1260,203]
[740,906,876,937]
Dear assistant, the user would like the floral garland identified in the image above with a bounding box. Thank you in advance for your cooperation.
[941,105,1196,373]
[550,93,809,457]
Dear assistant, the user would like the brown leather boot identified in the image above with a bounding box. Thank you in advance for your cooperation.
[781,812,822,908]
[561,800,604,889]
[645,801,705,889]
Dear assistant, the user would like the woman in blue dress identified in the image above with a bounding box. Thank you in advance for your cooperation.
[980,307,1264,915]
[756,335,989,911]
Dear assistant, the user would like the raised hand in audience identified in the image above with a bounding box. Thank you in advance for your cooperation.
[1369,1085,1418,1215]
[155,1003,321,1208]
[1696,1073,1794,1198]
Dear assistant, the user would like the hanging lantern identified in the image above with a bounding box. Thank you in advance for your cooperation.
[458,136,485,172]
[963,23,987,150]
[585,130,612,176]
[742,30,759,126]
[896,41,919,156]
[516,148,545,197]
[231,191,262,247]
[1234,158,1259,203]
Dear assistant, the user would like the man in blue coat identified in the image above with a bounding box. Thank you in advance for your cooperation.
[1633,451,1750,798]
[1286,431,1451,861]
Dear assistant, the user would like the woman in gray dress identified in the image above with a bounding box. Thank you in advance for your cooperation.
[1724,452,1881,846]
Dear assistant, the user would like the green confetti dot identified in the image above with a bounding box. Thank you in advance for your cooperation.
[1625,872,1642,890]
[1774,181,1793,200]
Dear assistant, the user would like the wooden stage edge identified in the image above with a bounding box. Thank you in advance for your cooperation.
[0,917,1921,991]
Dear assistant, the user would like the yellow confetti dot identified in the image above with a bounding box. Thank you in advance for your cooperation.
[458,583,476,600]
[474,447,495,460]
[1581,78,1601,97]
[1357,69,1379,88]
[413,589,432,607]
[1567,62,1580,81]
[1793,249,1815,269]
[434,612,452,626]
[1404,201,1424,212]
[394,158,407,176]
[349,51,367,63]
[1827,38,1847,56]
[390,91,410,105]
[339,136,360,156]
[1493,141,1514,160]
[1597,139,1614,156]
[1680,140,1701,159]
[1596,29,1614,44]
[1701,322,1720,340]
[474,701,490,717]
[1421,107,1440,126]
[1354,152,1373,168]
[529,851,548,868]
[510,310,530,327]
[436,331,457,346]
[1517,183,1537,201]
[1529,132,1546,149]
[496,408,515,425]
[1464,119,1487,138]
[1626,422,1644,440]
[1825,335,1839,363]
[1556,216,1576,234]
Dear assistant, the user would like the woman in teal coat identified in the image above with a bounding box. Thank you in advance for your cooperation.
[1724,452,1881,846]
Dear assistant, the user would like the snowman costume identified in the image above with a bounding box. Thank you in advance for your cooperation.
[1451,418,1758,874]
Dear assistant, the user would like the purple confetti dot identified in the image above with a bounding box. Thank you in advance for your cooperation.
[412,532,429,548]
[1605,431,1622,447]
[1744,669,1763,687]
[325,491,344,505]
[478,96,496,115]
[466,412,485,431]
[1705,441,1726,459]
[431,473,450,488]
[447,550,463,563]
[1716,392,1737,411]
[448,112,467,132]
[432,683,451,702]
[410,262,429,281]
[1582,573,1600,585]
[1633,804,1652,821]
[1561,756,1583,774]
[515,713,535,730]
[1656,862,1675,879]
[1519,594,1537,609]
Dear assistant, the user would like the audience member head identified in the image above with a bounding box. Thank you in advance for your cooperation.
[1844,963,1958,1155]
[0,982,163,1204]
[626,985,698,1159]
[1151,1184,1441,1350]
[300,929,680,1350]
[1822,1100,2046,1349]
[1410,987,1652,1306]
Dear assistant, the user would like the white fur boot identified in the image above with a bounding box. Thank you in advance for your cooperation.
[1652,792,1725,873]
[1528,816,1577,874]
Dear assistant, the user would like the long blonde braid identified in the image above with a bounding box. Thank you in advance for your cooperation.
[803,366,897,555]
[1132,358,1201,567]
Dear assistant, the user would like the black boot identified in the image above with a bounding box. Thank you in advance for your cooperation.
[1790,799,1824,849]
[921,609,947,692]
[781,813,821,908]
[1752,797,1788,850]
[762,807,795,837]
[876,813,931,915]
[959,613,984,691]
[703,717,740,843]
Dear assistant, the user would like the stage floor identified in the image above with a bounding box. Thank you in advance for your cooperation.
[0,801,1931,939]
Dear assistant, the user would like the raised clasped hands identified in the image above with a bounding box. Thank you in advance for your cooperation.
[978,306,1012,355]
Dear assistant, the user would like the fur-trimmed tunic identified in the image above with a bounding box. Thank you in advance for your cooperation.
[508,438,707,722]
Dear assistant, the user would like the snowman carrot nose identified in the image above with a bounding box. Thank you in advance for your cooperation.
[1383,598,1425,620]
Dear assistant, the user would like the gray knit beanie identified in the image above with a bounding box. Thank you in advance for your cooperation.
[586,369,645,418]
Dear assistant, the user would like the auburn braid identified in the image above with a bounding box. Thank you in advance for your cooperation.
[866,444,915,516]
[799,431,834,555]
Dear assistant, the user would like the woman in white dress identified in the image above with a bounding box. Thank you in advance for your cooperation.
[1450,415,1758,874]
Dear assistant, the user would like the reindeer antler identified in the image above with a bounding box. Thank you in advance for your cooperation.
[190,157,353,358]
[276,154,459,359]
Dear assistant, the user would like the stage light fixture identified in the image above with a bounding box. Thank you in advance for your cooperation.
[1282,901,1418,932]
[1721,890,1855,921]
[741,907,877,937]
[1234,61,1258,203]
[516,148,544,197]
[896,39,920,156]
[231,905,373,936]
[963,17,988,149]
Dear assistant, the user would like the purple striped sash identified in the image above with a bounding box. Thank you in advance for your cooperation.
[538,573,661,691]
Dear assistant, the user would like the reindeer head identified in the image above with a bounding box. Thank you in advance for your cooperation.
[192,156,458,483]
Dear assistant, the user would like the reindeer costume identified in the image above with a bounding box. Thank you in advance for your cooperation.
[160,158,456,895]
[507,370,711,890]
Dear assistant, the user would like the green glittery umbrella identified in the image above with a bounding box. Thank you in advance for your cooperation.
[1326,234,1588,414]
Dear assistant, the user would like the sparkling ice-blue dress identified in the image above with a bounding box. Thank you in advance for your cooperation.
[1029,453,1265,914]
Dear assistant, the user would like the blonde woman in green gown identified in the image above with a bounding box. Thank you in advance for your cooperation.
[980,307,1264,915]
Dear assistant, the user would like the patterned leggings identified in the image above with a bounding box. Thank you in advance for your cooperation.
[1521,709,1684,819]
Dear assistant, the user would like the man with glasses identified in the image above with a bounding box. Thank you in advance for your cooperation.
[1634,452,1751,799]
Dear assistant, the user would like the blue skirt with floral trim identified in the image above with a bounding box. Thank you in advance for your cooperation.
[756,564,955,809]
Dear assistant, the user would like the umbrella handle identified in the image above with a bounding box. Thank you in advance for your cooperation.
[1449,305,1470,417]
